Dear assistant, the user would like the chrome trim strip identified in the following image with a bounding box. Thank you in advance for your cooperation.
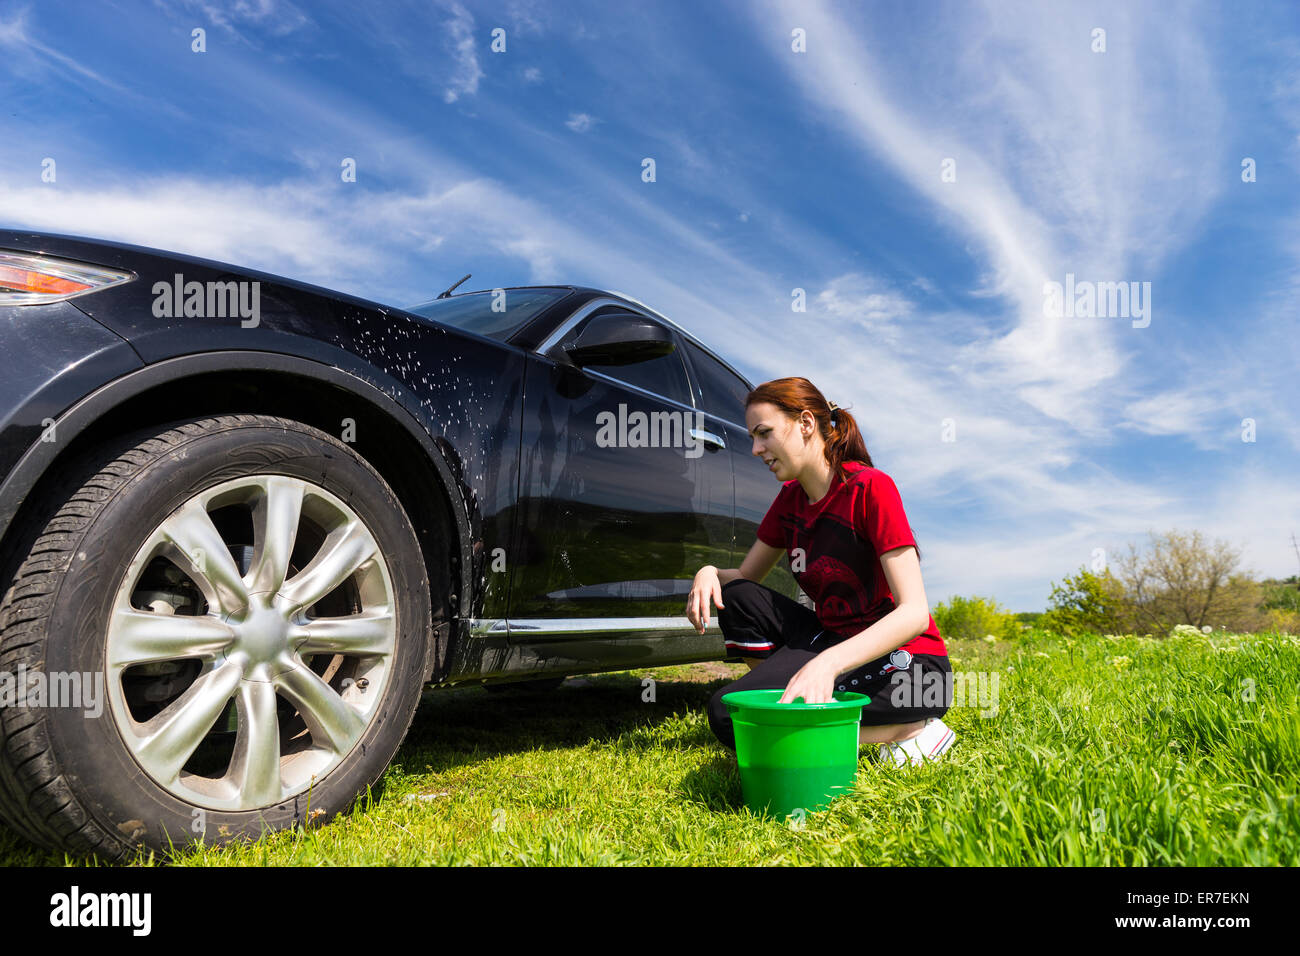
[534,292,754,428]
[534,296,630,354]
[606,293,754,435]
[533,296,699,412]
[603,290,755,396]
[467,617,722,637]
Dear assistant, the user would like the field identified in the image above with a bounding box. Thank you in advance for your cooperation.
[2,627,1296,866]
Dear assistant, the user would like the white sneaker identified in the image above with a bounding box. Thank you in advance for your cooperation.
[878,717,956,768]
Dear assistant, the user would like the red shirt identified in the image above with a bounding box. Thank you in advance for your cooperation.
[756,461,947,656]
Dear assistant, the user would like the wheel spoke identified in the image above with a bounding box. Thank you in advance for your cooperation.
[247,477,304,596]
[160,501,249,614]
[134,660,243,785]
[273,664,366,756]
[229,680,282,807]
[291,610,394,657]
[109,610,234,667]
[278,519,376,613]
[109,468,396,811]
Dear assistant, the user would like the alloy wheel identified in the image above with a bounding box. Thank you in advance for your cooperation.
[103,474,397,811]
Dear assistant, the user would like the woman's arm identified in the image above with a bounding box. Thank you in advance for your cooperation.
[821,545,931,673]
[687,539,786,632]
[777,544,932,703]
[712,539,785,585]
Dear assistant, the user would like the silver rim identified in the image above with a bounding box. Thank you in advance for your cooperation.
[104,474,397,812]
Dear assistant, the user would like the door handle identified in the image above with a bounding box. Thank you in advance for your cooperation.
[689,428,726,450]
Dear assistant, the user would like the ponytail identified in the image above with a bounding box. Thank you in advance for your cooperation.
[745,376,872,481]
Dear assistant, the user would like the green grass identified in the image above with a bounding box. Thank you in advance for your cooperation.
[3,628,1297,865]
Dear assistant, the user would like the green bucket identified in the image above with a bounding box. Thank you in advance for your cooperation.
[722,688,870,819]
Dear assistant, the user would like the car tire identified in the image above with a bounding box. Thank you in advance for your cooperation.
[0,414,433,859]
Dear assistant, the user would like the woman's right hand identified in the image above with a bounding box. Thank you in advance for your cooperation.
[686,565,726,634]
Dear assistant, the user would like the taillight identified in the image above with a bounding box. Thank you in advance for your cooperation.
[0,250,134,306]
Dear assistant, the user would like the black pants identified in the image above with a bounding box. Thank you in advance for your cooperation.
[706,578,953,750]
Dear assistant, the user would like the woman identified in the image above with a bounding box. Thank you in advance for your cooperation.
[686,377,956,767]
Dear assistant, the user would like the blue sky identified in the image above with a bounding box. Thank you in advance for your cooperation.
[2,0,1297,612]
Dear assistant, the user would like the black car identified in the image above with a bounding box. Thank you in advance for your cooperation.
[0,230,800,858]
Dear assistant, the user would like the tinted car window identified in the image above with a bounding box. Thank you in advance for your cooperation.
[564,307,694,407]
[405,288,569,341]
[683,339,751,424]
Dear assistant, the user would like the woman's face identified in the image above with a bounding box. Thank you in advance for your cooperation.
[746,401,813,481]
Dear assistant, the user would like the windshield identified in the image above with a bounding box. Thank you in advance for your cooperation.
[404,288,571,341]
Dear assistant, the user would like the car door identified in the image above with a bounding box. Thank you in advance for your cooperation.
[677,338,803,603]
[505,301,734,638]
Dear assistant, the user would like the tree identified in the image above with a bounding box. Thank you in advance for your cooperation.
[1105,529,1265,634]
[1041,567,1121,636]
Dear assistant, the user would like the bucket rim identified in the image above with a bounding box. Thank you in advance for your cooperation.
[721,688,869,711]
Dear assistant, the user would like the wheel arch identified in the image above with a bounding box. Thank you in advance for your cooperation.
[0,351,474,683]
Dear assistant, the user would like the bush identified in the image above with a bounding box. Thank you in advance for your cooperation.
[1040,567,1122,637]
[1261,577,1300,615]
[933,594,1019,643]
[1262,607,1300,636]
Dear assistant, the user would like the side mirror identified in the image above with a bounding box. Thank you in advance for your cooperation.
[564,312,676,367]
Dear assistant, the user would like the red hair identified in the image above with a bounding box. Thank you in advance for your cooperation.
[745,377,873,481]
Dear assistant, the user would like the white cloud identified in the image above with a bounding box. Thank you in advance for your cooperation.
[441,2,483,104]
[816,273,911,324]
[0,168,781,324]
[664,131,708,171]
[0,6,127,93]
[506,0,547,36]
[1119,389,1237,444]
[566,112,597,133]
[756,0,1225,436]
[166,0,311,42]
[522,65,542,84]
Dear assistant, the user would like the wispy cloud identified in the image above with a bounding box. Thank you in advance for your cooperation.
[506,0,548,36]
[754,0,1226,434]
[565,112,596,133]
[441,1,483,103]
[815,273,912,338]
[167,0,313,42]
[0,5,128,93]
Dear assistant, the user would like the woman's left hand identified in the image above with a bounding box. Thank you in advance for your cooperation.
[778,653,842,704]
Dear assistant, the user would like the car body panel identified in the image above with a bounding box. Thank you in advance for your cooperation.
[0,230,799,688]
[0,232,527,633]
[0,300,144,546]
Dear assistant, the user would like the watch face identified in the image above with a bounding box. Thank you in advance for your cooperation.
[889,648,913,670]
